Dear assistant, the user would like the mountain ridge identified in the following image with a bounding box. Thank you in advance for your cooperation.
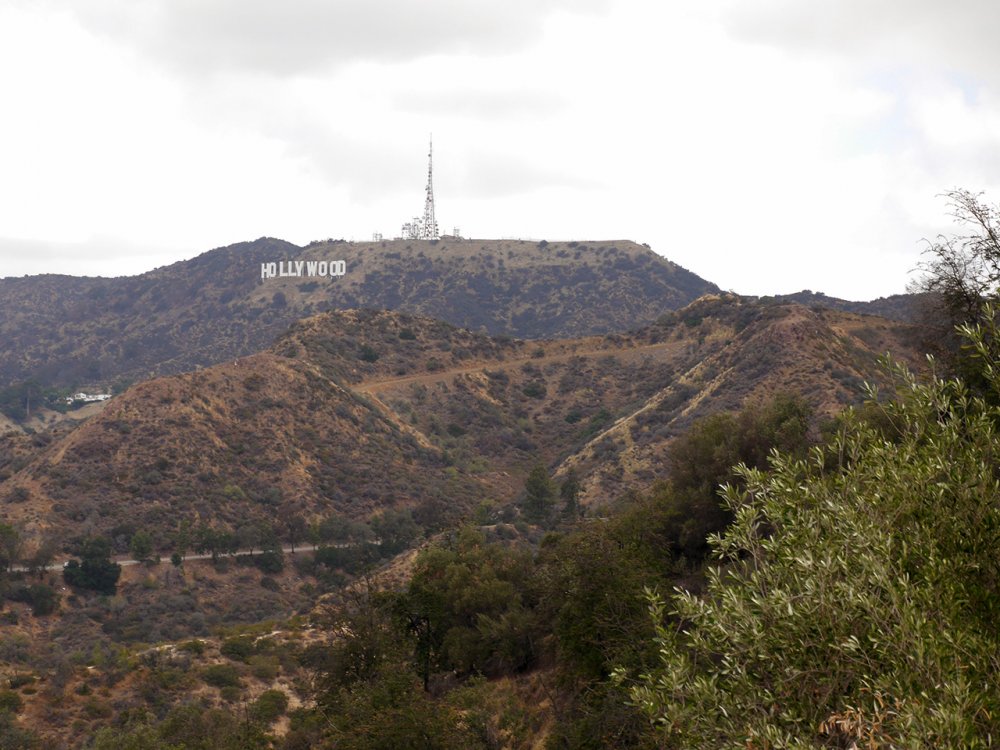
[0,237,718,390]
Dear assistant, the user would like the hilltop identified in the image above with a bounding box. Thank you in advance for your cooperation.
[0,238,717,390]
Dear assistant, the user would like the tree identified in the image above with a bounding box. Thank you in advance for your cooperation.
[559,467,581,518]
[173,519,192,559]
[915,190,1000,322]
[237,523,263,556]
[522,463,556,524]
[287,514,308,553]
[0,711,39,750]
[25,537,56,577]
[402,528,541,679]
[621,344,1000,747]
[194,525,235,563]
[664,392,811,562]
[0,523,23,572]
[63,537,121,595]
[912,189,1000,377]
[370,509,420,557]
[129,530,153,563]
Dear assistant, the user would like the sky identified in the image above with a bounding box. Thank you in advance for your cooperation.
[2,0,1000,300]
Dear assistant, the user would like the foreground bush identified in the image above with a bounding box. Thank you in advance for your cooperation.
[622,342,1000,747]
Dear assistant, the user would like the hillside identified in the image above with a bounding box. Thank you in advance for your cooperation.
[0,298,928,747]
[771,289,925,322]
[0,238,717,390]
[0,298,921,552]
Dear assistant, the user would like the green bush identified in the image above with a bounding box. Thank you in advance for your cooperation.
[178,640,205,656]
[253,550,284,574]
[252,689,289,724]
[201,664,242,689]
[0,690,23,714]
[220,636,255,662]
[248,655,279,681]
[63,537,121,595]
[623,349,1000,747]
[6,584,58,616]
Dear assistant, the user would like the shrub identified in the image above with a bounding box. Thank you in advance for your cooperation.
[201,664,242,689]
[624,352,1000,746]
[249,655,279,681]
[521,382,546,399]
[253,550,284,574]
[63,537,121,595]
[178,640,205,656]
[7,584,58,616]
[7,674,34,690]
[0,690,22,714]
[252,689,289,724]
[221,636,255,662]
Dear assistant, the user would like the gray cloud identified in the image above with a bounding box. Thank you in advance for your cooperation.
[459,151,598,199]
[0,236,182,279]
[394,88,569,119]
[723,0,1000,82]
[53,0,608,76]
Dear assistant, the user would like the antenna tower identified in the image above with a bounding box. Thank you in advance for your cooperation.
[402,136,440,240]
[422,136,439,239]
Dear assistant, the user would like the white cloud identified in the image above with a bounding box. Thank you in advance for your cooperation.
[2,0,1000,300]
[44,0,609,76]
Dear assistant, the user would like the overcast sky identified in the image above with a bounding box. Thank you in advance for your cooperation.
[2,0,999,300]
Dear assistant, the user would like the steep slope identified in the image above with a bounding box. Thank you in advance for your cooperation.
[0,299,922,550]
[0,238,717,390]
[562,295,923,504]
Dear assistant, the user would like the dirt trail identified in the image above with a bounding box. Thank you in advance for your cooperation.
[355,339,685,394]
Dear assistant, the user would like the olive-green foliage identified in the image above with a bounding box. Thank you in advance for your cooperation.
[220,636,255,662]
[624,347,1000,747]
[535,488,709,748]
[251,689,289,724]
[129,530,153,563]
[0,524,23,572]
[62,536,121,595]
[0,711,37,750]
[0,690,23,714]
[537,505,677,683]
[178,639,205,655]
[5,584,58,616]
[370,509,421,557]
[200,663,242,689]
[404,528,541,678]
[522,463,556,524]
[666,392,811,561]
[305,588,491,749]
[90,705,270,750]
[325,669,490,750]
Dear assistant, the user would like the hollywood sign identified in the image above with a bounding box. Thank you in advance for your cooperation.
[261,260,346,280]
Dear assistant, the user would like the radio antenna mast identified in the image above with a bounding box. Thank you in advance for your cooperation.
[400,136,441,240]
[422,136,439,239]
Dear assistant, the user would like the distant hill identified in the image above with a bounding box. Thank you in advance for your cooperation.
[769,290,926,323]
[0,298,922,549]
[0,237,717,390]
